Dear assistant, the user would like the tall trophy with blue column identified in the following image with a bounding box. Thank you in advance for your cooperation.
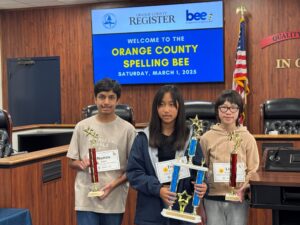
[161,115,208,223]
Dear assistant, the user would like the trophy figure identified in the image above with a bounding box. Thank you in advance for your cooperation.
[225,131,242,201]
[161,116,207,223]
[84,127,104,197]
[188,115,203,164]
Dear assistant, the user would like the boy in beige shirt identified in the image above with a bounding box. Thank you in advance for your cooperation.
[200,90,259,225]
[67,78,136,225]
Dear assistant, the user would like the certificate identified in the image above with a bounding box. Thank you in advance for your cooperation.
[156,157,191,184]
[213,162,245,183]
[96,149,120,172]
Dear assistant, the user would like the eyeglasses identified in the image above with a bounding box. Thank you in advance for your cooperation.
[218,105,239,113]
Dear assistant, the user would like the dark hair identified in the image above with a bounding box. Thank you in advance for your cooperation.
[215,89,244,126]
[94,78,121,99]
[149,85,189,150]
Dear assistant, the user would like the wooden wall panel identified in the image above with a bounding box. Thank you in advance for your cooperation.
[122,188,137,225]
[249,208,272,225]
[0,168,12,207]
[0,6,94,124]
[11,162,42,224]
[66,158,77,225]
[0,2,300,224]
[40,157,74,225]
[232,0,300,133]
[1,0,300,132]
[0,155,76,225]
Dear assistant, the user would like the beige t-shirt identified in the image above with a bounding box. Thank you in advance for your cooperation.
[67,115,136,213]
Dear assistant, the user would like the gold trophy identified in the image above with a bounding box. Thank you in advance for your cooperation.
[84,127,104,197]
[225,131,242,201]
[161,116,207,223]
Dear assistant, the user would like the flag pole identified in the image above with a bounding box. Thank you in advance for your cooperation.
[236,6,247,106]
[235,6,248,124]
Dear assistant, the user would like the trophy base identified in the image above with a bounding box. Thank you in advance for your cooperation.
[225,192,240,202]
[88,190,104,198]
[161,209,201,224]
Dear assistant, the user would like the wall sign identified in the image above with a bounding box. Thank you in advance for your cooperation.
[260,31,300,48]
[276,58,300,69]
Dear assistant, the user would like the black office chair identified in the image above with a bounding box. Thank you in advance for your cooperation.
[82,104,98,119]
[184,101,216,134]
[82,104,135,125]
[0,109,13,157]
[261,98,300,134]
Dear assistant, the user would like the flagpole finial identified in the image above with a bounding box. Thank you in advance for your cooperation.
[236,6,247,19]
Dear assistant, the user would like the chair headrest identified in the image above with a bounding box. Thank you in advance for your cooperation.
[82,104,134,125]
[115,104,134,125]
[184,101,216,120]
[0,110,8,130]
[263,98,300,119]
[83,105,98,118]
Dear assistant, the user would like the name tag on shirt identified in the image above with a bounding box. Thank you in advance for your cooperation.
[213,162,245,183]
[156,156,191,184]
[96,149,120,172]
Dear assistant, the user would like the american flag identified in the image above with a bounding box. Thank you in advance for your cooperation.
[232,17,249,124]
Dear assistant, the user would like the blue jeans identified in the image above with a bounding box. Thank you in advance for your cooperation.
[77,211,123,225]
